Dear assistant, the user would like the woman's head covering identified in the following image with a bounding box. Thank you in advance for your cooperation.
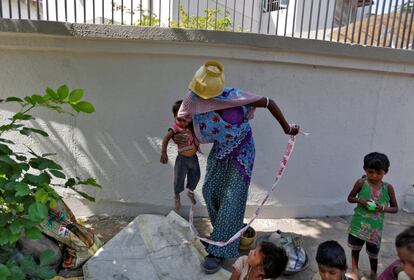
[189,61,225,99]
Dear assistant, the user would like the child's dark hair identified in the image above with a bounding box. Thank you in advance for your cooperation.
[396,226,414,253]
[260,241,288,278]
[316,240,347,271]
[363,152,390,172]
[172,100,183,117]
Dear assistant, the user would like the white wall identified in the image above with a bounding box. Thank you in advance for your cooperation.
[0,23,413,219]
[1,0,42,20]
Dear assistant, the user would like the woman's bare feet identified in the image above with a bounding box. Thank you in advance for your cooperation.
[187,191,197,205]
[174,194,181,210]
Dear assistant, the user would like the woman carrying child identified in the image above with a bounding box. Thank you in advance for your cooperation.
[177,60,299,273]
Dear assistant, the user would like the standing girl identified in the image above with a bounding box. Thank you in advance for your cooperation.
[347,152,398,280]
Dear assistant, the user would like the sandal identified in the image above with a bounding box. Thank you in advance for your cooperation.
[202,254,223,274]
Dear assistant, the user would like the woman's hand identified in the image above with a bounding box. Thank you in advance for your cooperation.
[160,151,168,164]
[284,125,300,135]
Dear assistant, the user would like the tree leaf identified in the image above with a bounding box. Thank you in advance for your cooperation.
[0,144,13,155]
[12,112,33,121]
[37,158,62,170]
[0,138,14,144]
[24,96,35,105]
[15,182,31,197]
[31,95,45,105]
[45,88,59,100]
[20,128,48,137]
[8,265,25,280]
[57,85,69,100]
[34,189,48,204]
[0,264,11,279]
[9,219,23,235]
[49,169,65,179]
[65,178,76,187]
[69,89,84,103]
[28,202,48,221]
[5,97,23,103]
[49,198,57,209]
[24,227,42,239]
[75,101,95,113]
[0,229,9,246]
[78,178,102,188]
[73,189,95,202]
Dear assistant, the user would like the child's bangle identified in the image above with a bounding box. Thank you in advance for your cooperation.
[265,97,270,108]
[382,205,385,212]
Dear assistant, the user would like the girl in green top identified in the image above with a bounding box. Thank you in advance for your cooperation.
[347,152,398,280]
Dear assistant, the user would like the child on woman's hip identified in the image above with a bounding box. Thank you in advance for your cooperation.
[347,152,399,280]
[160,100,200,210]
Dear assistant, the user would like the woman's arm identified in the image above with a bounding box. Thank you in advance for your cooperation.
[249,97,299,135]
[384,184,399,213]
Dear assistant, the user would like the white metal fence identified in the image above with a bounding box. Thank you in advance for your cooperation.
[1,0,413,49]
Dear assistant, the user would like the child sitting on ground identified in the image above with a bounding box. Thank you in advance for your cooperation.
[230,241,288,280]
[378,226,414,280]
[347,152,399,280]
[313,240,353,280]
[160,100,200,210]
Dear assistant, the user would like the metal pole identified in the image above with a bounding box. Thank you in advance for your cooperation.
[275,0,280,35]
[323,0,330,40]
[315,0,322,39]
[344,0,353,43]
[267,1,272,34]
[406,0,414,48]
[187,0,190,27]
[370,0,380,45]
[388,0,400,47]
[83,0,85,23]
[233,0,236,31]
[395,0,405,47]
[215,0,219,30]
[103,0,105,24]
[250,0,255,32]
[284,0,290,36]
[241,0,245,31]
[330,0,338,41]
[149,0,152,26]
[300,0,306,38]
[177,0,180,28]
[131,0,133,25]
[65,0,68,21]
[308,0,314,38]
[56,0,59,21]
[197,0,199,28]
[73,0,76,22]
[140,0,143,25]
[382,0,393,46]
[376,0,387,46]
[112,0,114,24]
[7,0,11,18]
[258,0,263,33]
[400,0,411,48]
[37,0,40,19]
[17,0,21,19]
[337,0,345,42]
[357,0,367,44]
[364,0,374,44]
[121,0,123,24]
[0,0,2,18]
[351,0,359,43]
[292,0,298,37]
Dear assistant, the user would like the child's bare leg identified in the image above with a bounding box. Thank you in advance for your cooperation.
[174,193,181,210]
[350,249,361,280]
[187,190,196,205]
[368,257,377,280]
